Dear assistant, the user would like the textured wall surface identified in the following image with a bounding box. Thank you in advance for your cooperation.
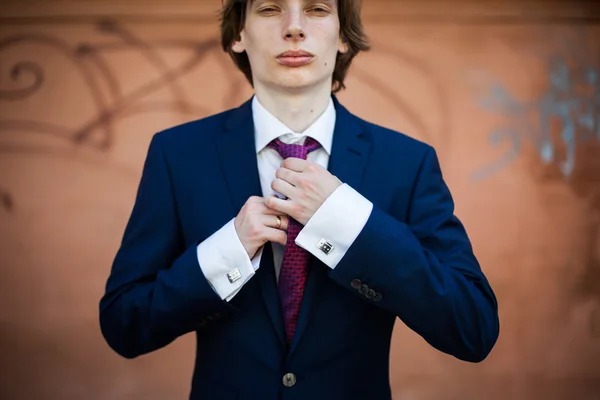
[1,1,599,399]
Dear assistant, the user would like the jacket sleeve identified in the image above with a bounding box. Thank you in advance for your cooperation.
[328,146,500,362]
[99,133,237,359]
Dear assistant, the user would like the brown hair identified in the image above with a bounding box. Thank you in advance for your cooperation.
[219,0,370,93]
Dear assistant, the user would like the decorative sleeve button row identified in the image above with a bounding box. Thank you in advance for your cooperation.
[350,279,382,302]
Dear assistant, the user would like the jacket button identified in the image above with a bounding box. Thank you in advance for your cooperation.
[359,284,369,295]
[351,279,362,289]
[282,372,297,387]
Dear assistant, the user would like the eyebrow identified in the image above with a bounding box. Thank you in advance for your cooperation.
[251,0,335,5]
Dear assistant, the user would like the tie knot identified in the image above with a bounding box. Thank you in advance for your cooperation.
[267,137,321,160]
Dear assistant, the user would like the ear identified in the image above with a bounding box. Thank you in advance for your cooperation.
[231,32,246,54]
[338,38,349,54]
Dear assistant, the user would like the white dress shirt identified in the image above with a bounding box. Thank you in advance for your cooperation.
[196,96,373,301]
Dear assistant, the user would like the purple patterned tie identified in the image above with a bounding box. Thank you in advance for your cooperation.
[267,137,321,344]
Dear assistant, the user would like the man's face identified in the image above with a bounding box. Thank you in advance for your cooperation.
[232,0,348,91]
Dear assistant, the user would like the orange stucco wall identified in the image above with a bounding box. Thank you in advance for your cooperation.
[0,1,599,398]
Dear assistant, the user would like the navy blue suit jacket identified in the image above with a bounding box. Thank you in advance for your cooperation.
[99,97,499,399]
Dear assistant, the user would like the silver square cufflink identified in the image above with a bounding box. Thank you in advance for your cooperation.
[316,238,334,255]
[227,268,242,283]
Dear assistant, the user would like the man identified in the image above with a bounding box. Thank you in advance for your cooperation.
[99,0,500,399]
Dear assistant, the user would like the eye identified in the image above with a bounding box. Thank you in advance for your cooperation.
[307,5,331,15]
[257,5,281,15]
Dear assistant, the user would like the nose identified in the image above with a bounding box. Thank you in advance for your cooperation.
[284,25,305,41]
[282,10,306,41]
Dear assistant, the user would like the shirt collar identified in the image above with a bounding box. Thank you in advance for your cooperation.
[252,95,335,155]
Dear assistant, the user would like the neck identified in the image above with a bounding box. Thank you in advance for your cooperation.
[253,83,332,133]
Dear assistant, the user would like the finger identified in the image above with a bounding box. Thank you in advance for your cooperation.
[263,214,288,231]
[260,198,288,216]
[247,196,265,203]
[261,208,287,216]
[271,178,296,199]
[264,227,287,246]
[275,167,298,186]
[282,157,309,172]
[266,195,292,216]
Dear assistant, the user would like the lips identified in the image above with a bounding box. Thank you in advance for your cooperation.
[277,50,315,67]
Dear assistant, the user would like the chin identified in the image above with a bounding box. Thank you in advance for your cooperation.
[269,70,324,90]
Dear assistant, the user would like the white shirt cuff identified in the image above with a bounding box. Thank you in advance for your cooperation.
[196,218,260,301]
[296,184,373,269]
[225,246,263,300]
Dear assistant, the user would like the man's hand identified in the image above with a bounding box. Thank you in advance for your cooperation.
[266,158,342,226]
[234,196,290,259]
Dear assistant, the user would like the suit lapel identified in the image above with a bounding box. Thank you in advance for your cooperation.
[216,98,286,347]
[326,96,371,194]
[288,96,372,357]
[216,98,262,213]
